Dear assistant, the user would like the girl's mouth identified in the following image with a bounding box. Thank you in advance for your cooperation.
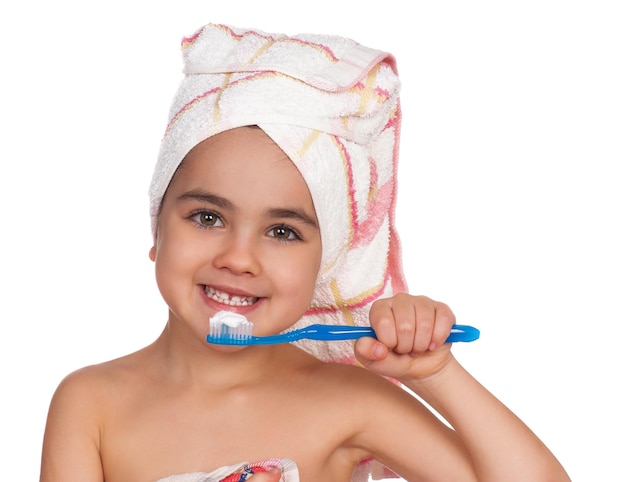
[204,286,259,307]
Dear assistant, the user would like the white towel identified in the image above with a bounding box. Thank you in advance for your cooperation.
[156,458,299,481]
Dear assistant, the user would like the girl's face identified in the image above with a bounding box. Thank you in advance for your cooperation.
[150,127,322,343]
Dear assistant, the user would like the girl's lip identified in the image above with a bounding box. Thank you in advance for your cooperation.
[203,284,259,299]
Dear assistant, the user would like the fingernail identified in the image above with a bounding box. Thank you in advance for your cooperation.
[374,343,386,358]
[429,342,437,351]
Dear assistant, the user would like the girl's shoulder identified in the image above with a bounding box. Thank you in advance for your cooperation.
[52,346,154,407]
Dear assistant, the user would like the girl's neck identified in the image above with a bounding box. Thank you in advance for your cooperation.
[150,324,308,388]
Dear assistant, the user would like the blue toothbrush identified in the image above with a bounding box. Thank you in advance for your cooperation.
[206,313,480,346]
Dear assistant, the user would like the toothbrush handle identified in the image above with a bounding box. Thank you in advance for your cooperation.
[290,324,480,343]
[249,325,374,344]
[296,325,376,341]
[446,324,480,343]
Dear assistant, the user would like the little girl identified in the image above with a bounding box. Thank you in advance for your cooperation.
[40,23,570,482]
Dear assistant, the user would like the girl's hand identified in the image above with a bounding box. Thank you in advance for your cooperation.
[354,294,456,381]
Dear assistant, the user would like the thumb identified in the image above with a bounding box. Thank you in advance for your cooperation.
[354,337,389,366]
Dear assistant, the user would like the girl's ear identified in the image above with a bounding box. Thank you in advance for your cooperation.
[149,245,156,262]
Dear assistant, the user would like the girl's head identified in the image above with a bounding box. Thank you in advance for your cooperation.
[149,23,406,363]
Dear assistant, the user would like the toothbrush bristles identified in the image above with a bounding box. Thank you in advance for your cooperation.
[209,318,254,345]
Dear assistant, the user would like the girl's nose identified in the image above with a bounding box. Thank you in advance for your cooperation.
[212,233,262,276]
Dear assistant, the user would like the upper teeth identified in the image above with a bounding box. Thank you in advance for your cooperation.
[205,286,257,306]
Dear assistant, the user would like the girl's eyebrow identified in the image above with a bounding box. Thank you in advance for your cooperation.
[177,190,234,210]
[266,208,319,229]
[177,190,318,229]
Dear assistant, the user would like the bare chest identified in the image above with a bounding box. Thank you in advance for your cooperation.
[99,384,365,482]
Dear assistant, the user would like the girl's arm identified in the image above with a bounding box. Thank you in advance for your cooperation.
[354,294,570,482]
[406,354,569,481]
[40,369,105,482]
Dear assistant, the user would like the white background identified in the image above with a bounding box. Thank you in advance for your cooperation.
[1,1,624,480]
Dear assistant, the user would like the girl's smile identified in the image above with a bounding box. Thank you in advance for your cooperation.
[149,126,322,343]
[203,285,258,307]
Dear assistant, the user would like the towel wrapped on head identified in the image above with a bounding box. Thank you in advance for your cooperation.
[148,23,406,481]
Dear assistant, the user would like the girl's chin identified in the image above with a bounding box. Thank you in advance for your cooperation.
[205,342,250,353]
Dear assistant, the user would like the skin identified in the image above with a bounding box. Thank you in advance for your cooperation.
[40,127,570,482]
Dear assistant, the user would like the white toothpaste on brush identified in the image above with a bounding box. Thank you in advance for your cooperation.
[210,310,250,327]
[208,311,254,341]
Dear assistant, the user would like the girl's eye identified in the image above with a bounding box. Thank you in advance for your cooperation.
[190,210,223,228]
[268,225,301,241]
